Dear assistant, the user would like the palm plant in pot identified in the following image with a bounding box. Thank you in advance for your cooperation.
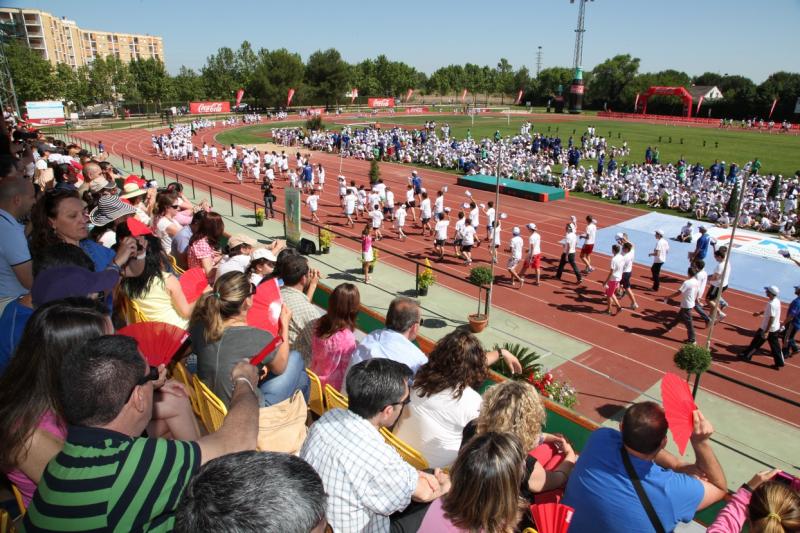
[467,266,493,333]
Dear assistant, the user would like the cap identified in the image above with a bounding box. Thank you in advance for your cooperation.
[512,226,521,235]
[32,266,120,307]
[228,234,258,248]
[527,223,537,230]
[89,177,116,193]
[124,174,147,188]
[765,285,780,296]
[699,225,707,232]
[251,248,277,262]
[615,232,624,240]
[655,229,664,236]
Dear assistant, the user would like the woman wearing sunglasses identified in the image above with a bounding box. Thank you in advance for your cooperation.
[152,190,183,253]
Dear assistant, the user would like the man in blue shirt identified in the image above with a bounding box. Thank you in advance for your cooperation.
[691,225,713,263]
[0,177,36,315]
[563,402,727,533]
[782,285,800,358]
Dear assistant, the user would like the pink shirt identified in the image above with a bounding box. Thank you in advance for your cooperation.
[706,487,750,533]
[361,235,372,253]
[418,498,477,533]
[7,410,66,506]
[187,237,215,271]
[310,328,357,391]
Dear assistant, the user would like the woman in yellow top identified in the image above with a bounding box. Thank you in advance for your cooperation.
[119,231,196,329]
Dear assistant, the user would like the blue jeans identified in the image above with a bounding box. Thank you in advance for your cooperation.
[258,350,310,407]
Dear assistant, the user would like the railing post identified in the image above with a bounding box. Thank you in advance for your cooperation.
[139,160,145,178]
[208,185,213,207]
[415,262,420,294]
[230,194,234,216]
[190,179,195,199]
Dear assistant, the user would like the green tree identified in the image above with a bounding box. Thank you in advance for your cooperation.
[52,63,91,109]
[758,71,800,120]
[5,40,55,107]
[496,58,515,101]
[588,54,640,108]
[171,66,205,102]
[247,48,304,107]
[129,58,170,108]
[305,48,350,107]
[201,46,239,99]
[535,66,573,99]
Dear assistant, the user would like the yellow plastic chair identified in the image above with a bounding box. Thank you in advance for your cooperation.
[193,375,227,433]
[10,481,25,517]
[380,427,429,470]
[324,383,348,411]
[305,369,326,417]
[168,254,185,275]
[0,507,15,533]
[115,290,148,325]
[172,361,201,417]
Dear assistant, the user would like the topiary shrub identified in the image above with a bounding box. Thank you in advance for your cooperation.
[674,343,712,380]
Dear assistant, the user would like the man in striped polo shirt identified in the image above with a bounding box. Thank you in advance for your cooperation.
[23,335,259,532]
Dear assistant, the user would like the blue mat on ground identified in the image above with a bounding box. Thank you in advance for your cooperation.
[457,174,566,202]
[595,211,800,303]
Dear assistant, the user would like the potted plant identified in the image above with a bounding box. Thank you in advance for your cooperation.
[674,342,712,398]
[254,208,265,227]
[417,259,435,296]
[490,342,541,379]
[467,266,493,333]
[362,248,378,273]
[319,227,334,254]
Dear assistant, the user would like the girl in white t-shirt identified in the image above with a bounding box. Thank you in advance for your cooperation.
[395,203,407,240]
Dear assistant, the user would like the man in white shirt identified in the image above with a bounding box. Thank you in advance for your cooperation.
[419,192,433,237]
[602,244,625,315]
[519,223,542,286]
[433,213,449,261]
[483,201,496,241]
[706,246,731,320]
[579,215,597,274]
[383,186,395,221]
[692,259,711,323]
[343,189,356,227]
[460,218,477,266]
[301,358,450,533]
[452,211,466,258]
[507,226,524,288]
[619,241,639,310]
[663,266,699,344]
[649,229,669,291]
[556,224,583,283]
[739,285,785,368]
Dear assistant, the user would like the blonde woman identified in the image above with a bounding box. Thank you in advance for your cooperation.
[471,380,576,497]
[189,271,309,407]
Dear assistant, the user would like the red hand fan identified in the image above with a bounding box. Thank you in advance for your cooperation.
[247,278,282,336]
[661,372,697,455]
[530,502,574,533]
[127,217,153,237]
[117,322,189,366]
[179,268,209,303]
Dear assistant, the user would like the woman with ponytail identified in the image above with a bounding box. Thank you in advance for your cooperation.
[708,468,800,532]
[189,271,309,407]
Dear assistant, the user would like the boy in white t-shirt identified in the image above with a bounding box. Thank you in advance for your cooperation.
[508,226,524,288]
[306,189,320,223]
[369,204,384,240]
[433,212,450,260]
[603,244,625,315]
[519,223,542,286]
[420,192,433,237]
[394,203,407,240]
[461,217,477,266]
[343,189,356,228]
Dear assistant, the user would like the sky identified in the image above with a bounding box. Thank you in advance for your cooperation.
[9,0,799,83]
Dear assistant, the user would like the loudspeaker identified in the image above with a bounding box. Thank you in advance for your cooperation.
[297,238,316,256]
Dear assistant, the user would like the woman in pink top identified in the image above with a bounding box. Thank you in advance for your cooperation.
[418,432,526,533]
[361,225,373,283]
[310,283,359,390]
[188,211,225,281]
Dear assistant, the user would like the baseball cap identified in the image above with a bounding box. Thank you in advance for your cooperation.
[228,234,258,248]
[765,285,780,296]
[699,225,707,232]
[512,226,521,235]
[527,223,537,230]
[655,229,664,236]
[89,177,116,193]
[252,248,277,262]
[32,266,120,307]
[615,232,625,241]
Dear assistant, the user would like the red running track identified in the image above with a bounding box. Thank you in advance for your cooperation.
[73,124,800,427]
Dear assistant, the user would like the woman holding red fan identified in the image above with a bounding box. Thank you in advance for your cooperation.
[189,271,309,407]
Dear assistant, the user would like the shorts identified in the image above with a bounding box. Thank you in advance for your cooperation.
[362,250,374,263]
[383,206,394,214]
[421,217,431,224]
[414,186,422,194]
[707,285,727,300]
[407,200,416,208]
[345,209,354,215]
[454,238,463,247]
[620,272,632,289]
[582,244,594,255]
[526,254,542,269]
[605,280,620,297]
[434,239,445,246]
[507,257,521,269]
[461,244,473,252]
[372,224,381,229]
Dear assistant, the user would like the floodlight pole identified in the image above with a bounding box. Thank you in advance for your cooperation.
[487,144,503,316]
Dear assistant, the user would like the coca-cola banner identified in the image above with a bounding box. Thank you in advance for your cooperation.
[189,101,231,114]
[368,98,395,108]
[404,107,429,114]
[308,108,325,116]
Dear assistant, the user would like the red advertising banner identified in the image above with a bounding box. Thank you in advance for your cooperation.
[308,108,325,116]
[287,88,296,107]
[27,117,66,126]
[368,97,395,108]
[405,88,414,102]
[404,107,429,114]
[235,88,245,107]
[569,84,585,95]
[190,101,231,114]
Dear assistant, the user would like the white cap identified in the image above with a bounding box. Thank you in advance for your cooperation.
[252,248,277,262]
[527,223,537,230]
[765,285,780,296]
[444,207,452,213]
[500,213,508,219]
[442,186,448,193]
[655,229,664,236]
[512,226,521,235]
[462,202,470,209]
[465,190,472,197]
[615,232,625,241]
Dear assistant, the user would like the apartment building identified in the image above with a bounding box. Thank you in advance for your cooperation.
[0,8,164,68]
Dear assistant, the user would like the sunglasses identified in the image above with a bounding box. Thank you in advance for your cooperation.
[170,205,180,209]
[126,365,160,402]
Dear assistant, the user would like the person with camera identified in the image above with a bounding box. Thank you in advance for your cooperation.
[707,468,800,532]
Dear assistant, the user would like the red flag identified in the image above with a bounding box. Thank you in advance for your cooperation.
[287,88,296,107]
[514,89,523,105]
[405,88,414,102]
[350,88,358,104]
[769,98,779,119]
[634,93,640,112]
[461,88,468,103]
[235,88,245,107]
[695,96,704,116]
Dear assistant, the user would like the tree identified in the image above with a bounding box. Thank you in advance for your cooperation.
[247,48,304,107]
[535,67,573,99]
[129,58,170,108]
[201,46,240,99]
[768,174,782,199]
[726,180,740,215]
[5,40,55,107]
[171,66,205,102]
[53,63,91,109]
[305,48,350,107]
[588,54,640,109]
[758,71,800,120]
[495,58,515,100]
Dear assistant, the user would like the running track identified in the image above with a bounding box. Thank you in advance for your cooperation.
[73,122,800,428]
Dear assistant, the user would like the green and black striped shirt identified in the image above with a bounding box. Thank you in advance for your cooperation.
[22,426,200,532]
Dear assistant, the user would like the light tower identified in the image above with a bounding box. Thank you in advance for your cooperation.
[536,46,543,77]
[568,0,593,114]
[0,21,20,116]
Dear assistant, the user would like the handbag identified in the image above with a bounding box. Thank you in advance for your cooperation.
[256,390,308,454]
[620,446,666,533]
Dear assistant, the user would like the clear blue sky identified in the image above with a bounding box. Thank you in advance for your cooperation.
[9,0,798,82]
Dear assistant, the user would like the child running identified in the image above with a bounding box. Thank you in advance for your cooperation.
[395,203,408,240]
[369,204,384,240]
[361,225,373,283]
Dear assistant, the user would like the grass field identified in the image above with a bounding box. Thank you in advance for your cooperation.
[218,114,800,178]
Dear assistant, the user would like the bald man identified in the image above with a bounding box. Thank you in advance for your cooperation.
[0,177,36,312]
